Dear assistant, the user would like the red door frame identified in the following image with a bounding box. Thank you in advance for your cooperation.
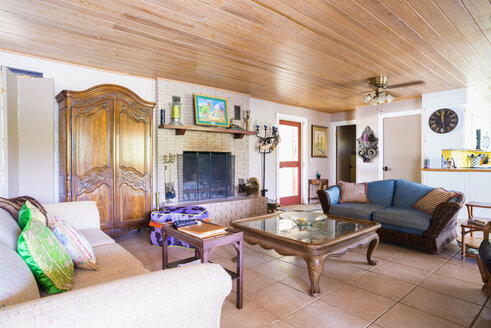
[279,120,301,206]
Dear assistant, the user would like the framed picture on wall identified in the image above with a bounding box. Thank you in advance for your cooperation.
[194,94,229,127]
[311,125,328,158]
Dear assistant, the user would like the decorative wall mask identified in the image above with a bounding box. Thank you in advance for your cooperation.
[357,126,378,163]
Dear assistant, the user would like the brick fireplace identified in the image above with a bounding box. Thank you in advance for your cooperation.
[156,78,267,226]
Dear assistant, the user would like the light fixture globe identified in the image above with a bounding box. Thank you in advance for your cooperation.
[362,94,372,104]
[386,94,395,103]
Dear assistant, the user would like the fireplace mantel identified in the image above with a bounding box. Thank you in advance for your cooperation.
[159,124,257,139]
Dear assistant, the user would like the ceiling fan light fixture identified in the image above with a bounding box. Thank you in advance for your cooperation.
[362,94,372,104]
[386,94,395,103]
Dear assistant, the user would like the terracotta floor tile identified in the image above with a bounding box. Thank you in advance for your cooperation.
[473,306,491,328]
[279,256,308,269]
[244,242,283,258]
[420,273,489,305]
[221,291,280,328]
[231,268,276,295]
[246,283,315,318]
[285,300,369,328]
[250,259,303,281]
[166,246,195,260]
[441,241,461,257]
[372,261,431,284]
[267,320,295,328]
[390,251,447,272]
[350,271,414,301]
[374,303,462,328]
[401,286,481,327]
[321,285,395,321]
[448,253,480,269]
[322,260,368,283]
[242,248,276,268]
[214,244,237,258]
[211,256,237,272]
[329,250,384,270]
[281,267,345,297]
[435,262,483,285]
[350,241,406,260]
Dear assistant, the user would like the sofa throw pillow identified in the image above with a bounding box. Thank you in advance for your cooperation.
[413,187,459,214]
[338,181,369,204]
[47,215,98,270]
[18,201,47,229]
[17,217,74,293]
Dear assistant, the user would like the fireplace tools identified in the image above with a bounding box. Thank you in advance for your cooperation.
[255,125,280,197]
[164,153,177,203]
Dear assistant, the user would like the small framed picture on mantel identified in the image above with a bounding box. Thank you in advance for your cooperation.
[194,94,229,127]
[311,125,328,158]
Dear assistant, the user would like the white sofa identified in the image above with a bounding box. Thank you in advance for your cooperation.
[0,201,231,327]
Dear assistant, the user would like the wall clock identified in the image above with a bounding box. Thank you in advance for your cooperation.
[428,108,458,134]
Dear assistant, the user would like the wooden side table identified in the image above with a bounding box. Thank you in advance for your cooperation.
[161,223,244,309]
[308,179,329,204]
[460,201,491,259]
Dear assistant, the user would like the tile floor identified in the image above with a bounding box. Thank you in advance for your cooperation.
[115,229,490,328]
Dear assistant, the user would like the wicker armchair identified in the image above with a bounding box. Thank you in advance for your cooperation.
[477,222,491,289]
[318,186,465,254]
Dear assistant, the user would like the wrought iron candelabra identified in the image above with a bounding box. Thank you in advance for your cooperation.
[163,153,177,203]
[256,125,280,197]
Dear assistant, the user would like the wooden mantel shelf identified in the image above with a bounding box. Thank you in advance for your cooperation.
[158,124,258,139]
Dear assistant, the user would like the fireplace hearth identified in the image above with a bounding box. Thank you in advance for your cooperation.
[177,152,235,202]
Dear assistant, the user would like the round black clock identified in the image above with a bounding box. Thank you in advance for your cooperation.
[428,108,458,134]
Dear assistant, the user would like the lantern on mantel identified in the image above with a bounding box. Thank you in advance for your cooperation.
[169,96,182,126]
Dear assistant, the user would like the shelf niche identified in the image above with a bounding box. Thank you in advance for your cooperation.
[158,124,257,139]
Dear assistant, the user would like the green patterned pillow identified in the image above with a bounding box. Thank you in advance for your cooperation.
[18,201,47,229]
[17,217,74,293]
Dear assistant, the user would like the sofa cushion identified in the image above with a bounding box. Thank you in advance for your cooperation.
[78,228,115,248]
[326,185,340,205]
[373,207,432,232]
[0,208,22,251]
[0,242,40,307]
[338,181,369,203]
[413,188,460,214]
[70,243,145,290]
[329,203,386,221]
[393,179,435,208]
[18,218,74,293]
[367,179,395,207]
[19,201,47,229]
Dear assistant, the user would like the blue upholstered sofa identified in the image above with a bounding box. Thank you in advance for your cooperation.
[318,179,464,254]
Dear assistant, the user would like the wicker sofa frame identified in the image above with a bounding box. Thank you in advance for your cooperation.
[317,186,465,254]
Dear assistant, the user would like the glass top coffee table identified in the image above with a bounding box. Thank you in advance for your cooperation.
[231,212,381,296]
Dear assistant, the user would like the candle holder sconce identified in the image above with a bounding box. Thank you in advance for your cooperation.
[169,96,182,126]
[357,126,378,163]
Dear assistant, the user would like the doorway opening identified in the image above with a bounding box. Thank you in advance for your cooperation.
[278,120,301,206]
[336,125,357,183]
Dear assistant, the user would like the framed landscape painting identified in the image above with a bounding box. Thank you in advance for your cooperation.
[194,94,229,127]
[312,125,328,158]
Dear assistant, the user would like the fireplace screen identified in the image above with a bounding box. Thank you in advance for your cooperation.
[177,152,235,201]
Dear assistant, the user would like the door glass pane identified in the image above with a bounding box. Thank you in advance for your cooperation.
[279,125,298,162]
[278,167,299,198]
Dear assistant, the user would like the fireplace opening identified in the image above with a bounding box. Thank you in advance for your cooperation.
[177,152,235,202]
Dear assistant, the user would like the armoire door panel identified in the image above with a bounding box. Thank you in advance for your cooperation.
[76,183,112,229]
[118,110,146,174]
[118,184,147,224]
[72,101,113,176]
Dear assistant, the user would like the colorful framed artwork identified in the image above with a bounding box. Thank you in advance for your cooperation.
[311,125,328,158]
[194,94,229,127]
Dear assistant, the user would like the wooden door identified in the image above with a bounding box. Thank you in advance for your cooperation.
[279,120,301,206]
[336,125,356,183]
[113,95,153,233]
[71,96,114,230]
[383,115,421,182]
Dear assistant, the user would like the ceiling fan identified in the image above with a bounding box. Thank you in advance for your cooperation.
[360,76,424,105]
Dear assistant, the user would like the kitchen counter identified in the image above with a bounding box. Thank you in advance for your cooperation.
[421,168,491,172]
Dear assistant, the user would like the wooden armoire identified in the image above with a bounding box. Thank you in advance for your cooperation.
[56,84,155,236]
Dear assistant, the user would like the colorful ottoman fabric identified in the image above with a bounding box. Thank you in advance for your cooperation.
[149,206,210,247]
[338,181,369,204]
[414,187,459,214]
[18,201,47,229]
[47,215,98,270]
[17,218,74,293]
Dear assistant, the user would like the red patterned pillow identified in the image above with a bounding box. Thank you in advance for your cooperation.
[338,181,369,204]
[414,188,459,214]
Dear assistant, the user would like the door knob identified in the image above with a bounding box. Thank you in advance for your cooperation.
[383,166,389,172]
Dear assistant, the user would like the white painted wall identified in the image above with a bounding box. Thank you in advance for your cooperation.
[354,98,422,182]
[422,88,467,168]
[0,50,156,201]
[249,98,331,202]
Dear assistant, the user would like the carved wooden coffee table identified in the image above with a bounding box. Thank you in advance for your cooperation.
[231,212,380,296]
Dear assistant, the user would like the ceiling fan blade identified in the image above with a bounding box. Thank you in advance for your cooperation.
[387,81,424,89]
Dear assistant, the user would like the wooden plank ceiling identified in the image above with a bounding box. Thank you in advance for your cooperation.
[0,0,489,112]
